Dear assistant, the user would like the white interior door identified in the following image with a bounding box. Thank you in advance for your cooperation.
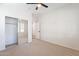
[18,20,28,44]
[5,16,18,46]
[33,21,40,39]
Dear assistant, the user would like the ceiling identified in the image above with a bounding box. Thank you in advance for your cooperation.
[26,3,71,15]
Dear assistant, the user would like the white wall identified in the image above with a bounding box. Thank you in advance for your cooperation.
[0,3,32,50]
[40,4,79,51]
[0,16,5,50]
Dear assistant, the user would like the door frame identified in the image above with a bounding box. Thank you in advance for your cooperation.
[5,16,18,47]
[18,19,28,44]
[32,13,41,40]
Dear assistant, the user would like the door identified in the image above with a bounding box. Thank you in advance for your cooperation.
[32,20,40,39]
[5,16,18,46]
[18,20,28,44]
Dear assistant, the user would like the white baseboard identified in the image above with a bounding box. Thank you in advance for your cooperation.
[0,47,5,51]
[41,39,79,51]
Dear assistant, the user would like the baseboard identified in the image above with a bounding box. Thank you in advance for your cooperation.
[6,43,18,48]
[40,39,79,52]
[0,47,5,51]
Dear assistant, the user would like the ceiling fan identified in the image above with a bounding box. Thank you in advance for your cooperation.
[27,3,48,10]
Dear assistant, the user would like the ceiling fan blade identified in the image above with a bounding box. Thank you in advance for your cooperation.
[27,3,39,4]
[41,3,48,8]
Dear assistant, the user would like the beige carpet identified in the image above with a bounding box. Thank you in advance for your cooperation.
[0,39,79,56]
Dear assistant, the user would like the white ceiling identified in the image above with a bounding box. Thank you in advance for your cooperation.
[27,3,71,14]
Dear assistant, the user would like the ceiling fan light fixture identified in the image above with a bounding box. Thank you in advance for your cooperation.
[37,4,41,7]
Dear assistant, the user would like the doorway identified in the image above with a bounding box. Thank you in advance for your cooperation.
[18,20,28,44]
[32,13,40,40]
[5,16,18,47]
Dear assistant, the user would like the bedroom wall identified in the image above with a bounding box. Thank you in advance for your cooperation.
[0,3,32,50]
[40,4,79,51]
